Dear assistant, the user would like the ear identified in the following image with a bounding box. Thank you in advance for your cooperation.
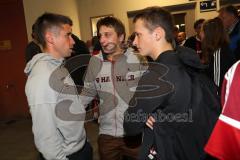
[153,27,164,41]
[45,31,54,45]
[119,34,124,43]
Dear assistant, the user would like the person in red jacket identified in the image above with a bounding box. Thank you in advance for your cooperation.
[205,60,240,160]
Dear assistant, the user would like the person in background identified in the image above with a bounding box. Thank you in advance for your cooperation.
[200,17,235,94]
[218,5,240,61]
[173,25,179,46]
[86,39,93,53]
[65,34,90,86]
[127,32,139,52]
[184,18,205,59]
[177,31,186,46]
[25,23,42,63]
[24,12,92,160]
[65,34,99,122]
[70,34,89,57]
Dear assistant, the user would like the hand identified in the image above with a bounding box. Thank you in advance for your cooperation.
[146,116,156,130]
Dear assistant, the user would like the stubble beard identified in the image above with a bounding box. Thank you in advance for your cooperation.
[102,42,118,54]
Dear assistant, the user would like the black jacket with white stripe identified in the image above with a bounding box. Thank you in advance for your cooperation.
[205,44,235,94]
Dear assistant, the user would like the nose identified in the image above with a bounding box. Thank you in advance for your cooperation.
[132,36,138,47]
[70,35,75,45]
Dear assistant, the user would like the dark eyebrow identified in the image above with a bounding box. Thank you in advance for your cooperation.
[135,32,141,36]
[101,31,110,35]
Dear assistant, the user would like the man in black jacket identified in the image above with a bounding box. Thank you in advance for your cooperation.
[218,5,240,61]
[184,19,205,59]
[25,23,42,63]
[123,7,220,160]
[65,34,90,86]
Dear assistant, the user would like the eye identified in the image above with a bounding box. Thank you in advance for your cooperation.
[105,32,112,37]
[66,33,72,38]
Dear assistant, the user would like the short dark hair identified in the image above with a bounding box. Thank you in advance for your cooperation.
[194,19,205,29]
[219,5,238,17]
[34,12,72,48]
[96,16,126,41]
[133,6,174,43]
[31,23,38,39]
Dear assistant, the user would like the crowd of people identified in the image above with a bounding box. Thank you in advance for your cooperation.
[24,4,240,160]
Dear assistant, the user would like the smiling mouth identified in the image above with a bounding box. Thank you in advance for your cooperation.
[103,43,116,50]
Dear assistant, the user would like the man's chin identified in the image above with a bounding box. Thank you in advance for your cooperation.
[138,50,145,56]
[64,51,72,58]
[139,52,149,57]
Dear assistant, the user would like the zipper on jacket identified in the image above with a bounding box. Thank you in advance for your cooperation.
[111,61,118,136]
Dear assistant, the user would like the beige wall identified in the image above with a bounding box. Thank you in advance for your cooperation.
[77,0,221,41]
[23,0,81,41]
[23,0,222,42]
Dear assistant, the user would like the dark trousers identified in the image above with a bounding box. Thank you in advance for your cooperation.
[39,141,93,160]
[98,134,141,160]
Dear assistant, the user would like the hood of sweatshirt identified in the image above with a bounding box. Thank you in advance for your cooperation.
[176,46,207,69]
[24,53,64,75]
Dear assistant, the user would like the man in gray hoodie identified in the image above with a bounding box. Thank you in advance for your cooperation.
[24,13,92,160]
[80,16,146,160]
